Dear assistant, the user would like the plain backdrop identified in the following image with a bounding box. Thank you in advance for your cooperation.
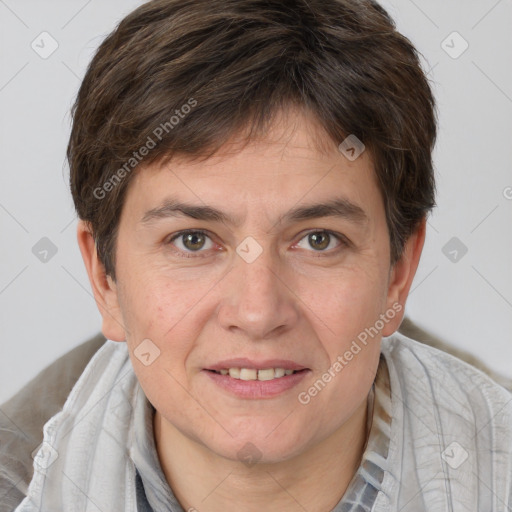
[1,0,511,404]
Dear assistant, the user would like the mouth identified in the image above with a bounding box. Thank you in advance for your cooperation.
[206,367,308,381]
[202,360,311,399]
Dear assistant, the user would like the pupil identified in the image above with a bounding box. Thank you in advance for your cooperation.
[309,232,329,250]
[184,232,204,250]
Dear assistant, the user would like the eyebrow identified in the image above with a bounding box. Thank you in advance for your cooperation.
[140,196,369,227]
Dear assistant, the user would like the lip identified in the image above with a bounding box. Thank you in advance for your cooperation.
[202,367,311,399]
[205,358,307,371]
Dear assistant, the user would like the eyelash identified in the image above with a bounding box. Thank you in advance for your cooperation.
[166,229,349,258]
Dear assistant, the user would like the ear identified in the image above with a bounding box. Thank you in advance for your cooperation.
[381,217,426,336]
[76,220,126,342]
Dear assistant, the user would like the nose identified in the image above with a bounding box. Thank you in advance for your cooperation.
[216,248,300,340]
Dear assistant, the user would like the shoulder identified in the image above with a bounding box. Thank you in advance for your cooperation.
[382,330,512,446]
[0,334,106,512]
[377,331,512,508]
[383,331,511,399]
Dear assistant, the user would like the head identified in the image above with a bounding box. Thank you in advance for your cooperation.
[72,0,436,463]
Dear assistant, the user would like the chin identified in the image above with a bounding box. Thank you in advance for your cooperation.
[203,423,314,466]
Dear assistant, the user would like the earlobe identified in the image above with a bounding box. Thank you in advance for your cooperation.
[76,221,127,342]
[382,218,427,336]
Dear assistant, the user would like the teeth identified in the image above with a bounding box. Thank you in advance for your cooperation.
[240,368,257,381]
[216,368,299,381]
[228,368,240,379]
[257,369,275,381]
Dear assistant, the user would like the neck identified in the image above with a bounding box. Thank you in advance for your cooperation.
[153,395,371,512]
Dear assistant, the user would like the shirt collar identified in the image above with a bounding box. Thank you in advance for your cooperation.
[130,384,185,511]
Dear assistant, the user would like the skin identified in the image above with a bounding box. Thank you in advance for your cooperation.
[78,108,425,512]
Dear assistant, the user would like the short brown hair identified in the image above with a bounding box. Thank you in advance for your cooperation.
[68,0,436,279]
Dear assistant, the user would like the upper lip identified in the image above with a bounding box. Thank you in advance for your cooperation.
[205,358,308,371]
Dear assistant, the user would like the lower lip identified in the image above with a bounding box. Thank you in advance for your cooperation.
[203,369,310,399]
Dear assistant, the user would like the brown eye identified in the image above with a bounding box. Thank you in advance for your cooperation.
[308,232,330,251]
[295,230,345,253]
[169,230,214,254]
[182,232,206,251]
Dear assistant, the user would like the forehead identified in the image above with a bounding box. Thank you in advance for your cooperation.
[123,108,383,227]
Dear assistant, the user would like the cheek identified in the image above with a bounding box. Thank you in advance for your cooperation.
[119,263,215,342]
[291,273,385,438]
[118,270,213,423]
[303,264,389,345]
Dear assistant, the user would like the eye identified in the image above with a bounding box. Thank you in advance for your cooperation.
[295,230,346,253]
[168,230,215,255]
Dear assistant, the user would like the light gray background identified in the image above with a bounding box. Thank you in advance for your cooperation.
[1,0,511,404]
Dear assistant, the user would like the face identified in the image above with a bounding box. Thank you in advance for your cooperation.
[86,109,418,464]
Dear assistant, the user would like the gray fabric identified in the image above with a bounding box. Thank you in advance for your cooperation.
[131,386,185,511]
[334,355,391,511]
[0,334,105,512]
[135,469,154,512]
[398,317,512,391]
